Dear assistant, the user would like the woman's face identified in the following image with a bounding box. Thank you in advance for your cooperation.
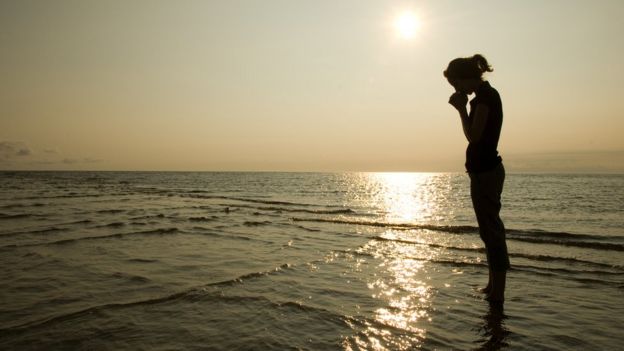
[449,78,473,95]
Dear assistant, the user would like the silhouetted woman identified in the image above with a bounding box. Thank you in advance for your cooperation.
[444,54,509,304]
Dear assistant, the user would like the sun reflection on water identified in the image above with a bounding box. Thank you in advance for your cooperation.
[353,237,439,350]
[367,173,444,224]
[345,173,450,350]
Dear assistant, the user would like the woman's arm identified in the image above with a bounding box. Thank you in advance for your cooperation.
[449,93,471,142]
[457,108,472,143]
[469,104,489,143]
[449,93,489,143]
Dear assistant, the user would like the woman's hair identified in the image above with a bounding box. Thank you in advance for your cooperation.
[443,54,493,82]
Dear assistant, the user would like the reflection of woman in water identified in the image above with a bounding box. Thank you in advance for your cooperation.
[444,54,509,304]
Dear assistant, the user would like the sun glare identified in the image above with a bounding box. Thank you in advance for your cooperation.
[394,11,420,39]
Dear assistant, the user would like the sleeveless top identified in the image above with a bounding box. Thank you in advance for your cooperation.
[466,81,503,173]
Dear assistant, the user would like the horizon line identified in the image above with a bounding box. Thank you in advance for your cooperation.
[1,169,623,175]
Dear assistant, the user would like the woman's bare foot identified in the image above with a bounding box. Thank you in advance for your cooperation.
[480,269,493,294]
[485,270,506,303]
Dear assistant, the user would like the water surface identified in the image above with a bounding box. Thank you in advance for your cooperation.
[1,172,623,350]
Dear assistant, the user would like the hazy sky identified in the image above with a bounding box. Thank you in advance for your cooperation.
[2,0,623,172]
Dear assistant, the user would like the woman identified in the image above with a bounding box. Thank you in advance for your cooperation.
[444,54,509,304]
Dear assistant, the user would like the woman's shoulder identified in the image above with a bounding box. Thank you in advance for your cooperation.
[477,81,501,103]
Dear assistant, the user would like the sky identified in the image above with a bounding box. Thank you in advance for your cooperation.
[1,0,623,172]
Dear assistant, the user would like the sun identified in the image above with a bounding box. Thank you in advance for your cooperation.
[394,11,420,39]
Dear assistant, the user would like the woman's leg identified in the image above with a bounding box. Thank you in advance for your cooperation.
[470,164,508,300]
[470,172,491,293]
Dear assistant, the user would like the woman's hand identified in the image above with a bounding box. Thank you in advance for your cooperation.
[448,92,468,111]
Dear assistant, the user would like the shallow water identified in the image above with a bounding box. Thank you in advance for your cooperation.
[1,171,623,350]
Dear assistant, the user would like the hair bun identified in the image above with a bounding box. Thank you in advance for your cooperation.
[444,54,493,81]
[472,54,493,74]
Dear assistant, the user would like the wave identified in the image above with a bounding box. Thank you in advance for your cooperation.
[188,216,218,222]
[369,236,623,271]
[0,227,67,237]
[507,228,620,242]
[0,219,94,237]
[14,193,107,200]
[61,219,93,225]
[223,203,357,215]
[203,263,292,287]
[0,263,294,332]
[292,217,478,233]
[292,217,624,251]
[0,291,192,333]
[508,264,624,288]
[510,237,624,251]
[286,223,321,233]
[1,227,180,249]
[510,252,622,270]
[432,260,623,287]
[0,203,46,209]
[0,213,33,220]
[96,209,126,214]
[234,219,324,233]
[111,271,151,283]
[134,187,340,209]
[22,226,66,235]
[243,221,273,227]
[191,195,335,208]
[2,289,352,341]
[190,227,256,242]
[126,258,159,263]
[426,258,622,280]
[97,222,126,228]
[129,214,166,220]
[339,247,624,287]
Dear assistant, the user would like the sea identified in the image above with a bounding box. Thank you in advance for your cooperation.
[0,171,622,350]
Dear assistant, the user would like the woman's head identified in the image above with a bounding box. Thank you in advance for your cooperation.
[444,54,493,94]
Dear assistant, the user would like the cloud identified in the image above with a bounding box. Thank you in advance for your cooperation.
[26,158,102,166]
[16,148,32,156]
[0,141,33,161]
[62,158,102,165]
[506,150,624,173]
[0,140,103,168]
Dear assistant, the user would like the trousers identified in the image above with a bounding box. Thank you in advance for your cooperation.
[469,163,510,271]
